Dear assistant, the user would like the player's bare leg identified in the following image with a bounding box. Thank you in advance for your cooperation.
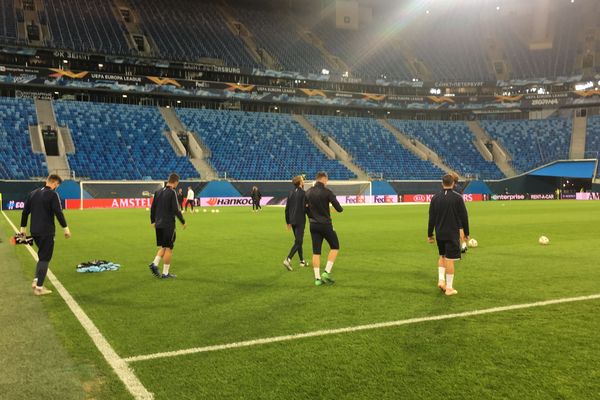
[312,254,322,285]
[438,256,446,291]
[161,248,175,278]
[445,259,458,296]
[321,249,338,284]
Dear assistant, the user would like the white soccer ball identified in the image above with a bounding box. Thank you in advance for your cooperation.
[203,209,207,213]
[468,238,478,248]
[539,236,550,245]
[211,209,216,213]
[145,207,150,211]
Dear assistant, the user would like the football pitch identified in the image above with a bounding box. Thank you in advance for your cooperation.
[2,201,600,400]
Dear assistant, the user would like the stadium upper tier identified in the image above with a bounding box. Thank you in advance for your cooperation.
[389,120,504,180]
[0,97,46,180]
[176,109,355,180]
[130,0,257,67]
[0,0,17,44]
[306,115,444,180]
[54,101,198,180]
[481,118,572,173]
[3,0,583,81]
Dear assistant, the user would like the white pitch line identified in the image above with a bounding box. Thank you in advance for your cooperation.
[1,210,153,400]
[125,292,600,363]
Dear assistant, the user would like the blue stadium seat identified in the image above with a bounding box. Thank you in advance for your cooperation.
[54,101,199,180]
[390,120,504,180]
[481,118,572,173]
[0,97,47,179]
[306,115,443,180]
[176,109,355,180]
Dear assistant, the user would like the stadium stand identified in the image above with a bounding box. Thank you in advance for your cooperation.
[306,115,443,180]
[0,0,18,44]
[481,118,572,173]
[231,3,331,74]
[389,120,503,179]
[584,116,600,176]
[53,101,198,180]
[42,0,130,55]
[0,97,47,179]
[130,0,257,66]
[176,109,355,180]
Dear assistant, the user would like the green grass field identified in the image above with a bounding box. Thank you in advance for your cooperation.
[2,201,600,399]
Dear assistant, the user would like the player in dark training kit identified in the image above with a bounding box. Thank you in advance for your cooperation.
[20,174,71,296]
[305,171,343,286]
[427,174,470,296]
[149,173,186,279]
[283,175,309,271]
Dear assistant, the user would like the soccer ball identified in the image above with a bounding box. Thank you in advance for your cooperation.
[211,209,216,213]
[539,236,550,245]
[468,238,478,248]
[145,207,149,211]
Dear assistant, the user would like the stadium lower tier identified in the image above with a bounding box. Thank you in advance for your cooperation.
[0,97,580,181]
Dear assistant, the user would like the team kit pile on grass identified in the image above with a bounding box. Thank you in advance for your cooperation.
[3,200,600,399]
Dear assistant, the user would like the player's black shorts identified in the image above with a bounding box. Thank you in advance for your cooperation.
[310,223,339,255]
[155,226,176,249]
[33,235,55,262]
[436,238,461,260]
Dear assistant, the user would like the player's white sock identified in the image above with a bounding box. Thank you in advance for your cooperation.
[313,268,321,280]
[163,264,170,275]
[153,256,162,266]
[446,274,454,289]
[325,261,334,274]
[438,267,446,281]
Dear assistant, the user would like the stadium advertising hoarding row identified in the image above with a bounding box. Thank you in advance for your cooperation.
[2,65,600,111]
[27,192,586,210]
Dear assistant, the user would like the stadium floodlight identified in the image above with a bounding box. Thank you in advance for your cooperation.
[321,69,330,75]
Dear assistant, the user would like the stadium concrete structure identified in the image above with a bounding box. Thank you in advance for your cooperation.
[0,0,600,199]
